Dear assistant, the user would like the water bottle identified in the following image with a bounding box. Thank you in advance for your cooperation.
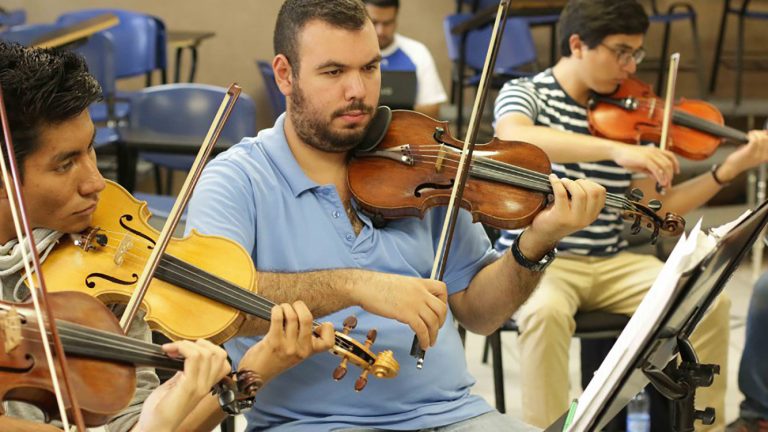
[626,388,651,432]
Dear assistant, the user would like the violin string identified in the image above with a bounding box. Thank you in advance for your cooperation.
[398,147,632,209]
[24,318,182,366]
[59,241,358,353]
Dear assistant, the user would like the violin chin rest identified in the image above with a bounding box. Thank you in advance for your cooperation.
[356,106,392,153]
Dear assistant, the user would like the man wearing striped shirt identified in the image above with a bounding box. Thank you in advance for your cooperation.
[493,0,768,430]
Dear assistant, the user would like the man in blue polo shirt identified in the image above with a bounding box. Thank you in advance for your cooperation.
[186,0,606,430]
[363,0,447,118]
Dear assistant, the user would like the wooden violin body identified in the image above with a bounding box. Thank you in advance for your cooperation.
[349,110,684,242]
[37,182,398,388]
[0,292,135,427]
[588,77,748,160]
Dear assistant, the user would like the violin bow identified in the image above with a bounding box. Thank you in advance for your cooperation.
[655,52,680,194]
[119,84,242,332]
[410,0,512,368]
[0,86,88,431]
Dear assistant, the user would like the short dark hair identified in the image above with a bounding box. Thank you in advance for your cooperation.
[0,42,101,179]
[558,0,649,56]
[274,0,370,74]
[362,0,400,9]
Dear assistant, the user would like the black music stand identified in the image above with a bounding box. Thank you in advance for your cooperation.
[545,199,768,432]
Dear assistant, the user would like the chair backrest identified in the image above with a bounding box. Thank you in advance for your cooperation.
[56,9,166,79]
[0,22,58,45]
[256,60,286,121]
[0,24,117,97]
[127,84,257,143]
[0,9,26,28]
[444,13,538,72]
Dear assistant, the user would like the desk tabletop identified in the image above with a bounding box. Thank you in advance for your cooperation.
[118,127,238,153]
[32,14,119,48]
[167,30,216,49]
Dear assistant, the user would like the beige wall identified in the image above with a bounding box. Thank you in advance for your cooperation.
[12,0,768,129]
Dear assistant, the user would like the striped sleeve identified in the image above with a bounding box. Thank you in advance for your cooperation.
[494,79,539,123]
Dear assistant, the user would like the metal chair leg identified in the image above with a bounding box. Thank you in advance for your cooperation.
[709,0,731,93]
[489,329,506,413]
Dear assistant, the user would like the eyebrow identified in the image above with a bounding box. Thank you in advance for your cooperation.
[316,54,382,71]
[52,129,96,163]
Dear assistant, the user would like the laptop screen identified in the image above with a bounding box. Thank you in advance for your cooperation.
[379,70,417,110]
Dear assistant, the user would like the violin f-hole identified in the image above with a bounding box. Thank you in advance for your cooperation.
[414,179,455,198]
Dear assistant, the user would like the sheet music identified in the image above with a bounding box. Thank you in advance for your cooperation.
[566,211,750,431]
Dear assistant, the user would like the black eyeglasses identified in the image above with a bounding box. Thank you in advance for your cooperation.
[600,43,646,66]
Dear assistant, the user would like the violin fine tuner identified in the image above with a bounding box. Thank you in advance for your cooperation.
[331,315,399,391]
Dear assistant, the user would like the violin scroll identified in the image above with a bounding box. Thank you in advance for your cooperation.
[621,189,685,244]
[331,315,399,391]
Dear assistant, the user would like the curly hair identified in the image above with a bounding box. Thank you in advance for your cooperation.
[0,41,101,179]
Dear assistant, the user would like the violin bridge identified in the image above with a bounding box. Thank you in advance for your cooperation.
[435,145,447,173]
[1,306,21,353]
[115,235,135,266]
[648,98,657,119]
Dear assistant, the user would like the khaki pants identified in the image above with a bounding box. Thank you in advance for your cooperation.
[516,252,730,431]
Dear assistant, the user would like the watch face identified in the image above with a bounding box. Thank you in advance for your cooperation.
[512,237,556,272]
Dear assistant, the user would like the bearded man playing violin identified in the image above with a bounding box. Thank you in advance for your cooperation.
[184,0,606,430]
[0,42,335,431]
[493,0,768,430]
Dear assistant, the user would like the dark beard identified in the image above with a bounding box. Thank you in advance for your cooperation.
[289,83,374,153]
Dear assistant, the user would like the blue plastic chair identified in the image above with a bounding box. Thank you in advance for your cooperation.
[0,9,26,28]
[124,84,256,207]
[256,60,286,121]
[1,24,120,150]
[56,9,168,124]
[444,13,538,136]
[57,9,166,82]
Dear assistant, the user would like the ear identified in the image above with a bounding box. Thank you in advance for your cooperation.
[273,54,294,97]
[569,34,585,59]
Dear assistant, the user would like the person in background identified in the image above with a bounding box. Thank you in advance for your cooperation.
[363,0,447,118]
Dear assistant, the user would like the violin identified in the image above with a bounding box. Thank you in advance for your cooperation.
[0,291,261,428]
[37,181,399,391]
[348,110,685,243]
[588,76,749,160]
[0,291,162,426]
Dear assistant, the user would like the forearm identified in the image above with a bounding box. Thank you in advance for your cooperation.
[496,122,621,163]
[237,268,371,337]
[635,169,725,216]
[173,394,227,432]
[450,234,551,335]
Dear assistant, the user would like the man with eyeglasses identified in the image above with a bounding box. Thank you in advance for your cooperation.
[492,0,768,430]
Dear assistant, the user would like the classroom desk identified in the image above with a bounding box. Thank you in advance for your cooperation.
[167,30,215,83]
[116,128,235,192]
[31,13,118,48]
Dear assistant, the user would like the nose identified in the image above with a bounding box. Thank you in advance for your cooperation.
[79,155,106,197]
[344,72,367,101]
[374,23,385,38]
[623,58,638,75]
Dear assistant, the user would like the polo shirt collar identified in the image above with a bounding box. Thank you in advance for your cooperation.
[261,114,318,197]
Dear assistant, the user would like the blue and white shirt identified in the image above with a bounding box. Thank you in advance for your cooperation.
[381,34,447,107]
[186,114,498,431]
[494,69,633,256]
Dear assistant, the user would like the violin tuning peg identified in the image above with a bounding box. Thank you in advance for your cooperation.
[648,199,662,212]
[355,371,369,392]
[627,188,644,202]
[366,329,377,345]
[333,357,349,381]
[342,316,358,332]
